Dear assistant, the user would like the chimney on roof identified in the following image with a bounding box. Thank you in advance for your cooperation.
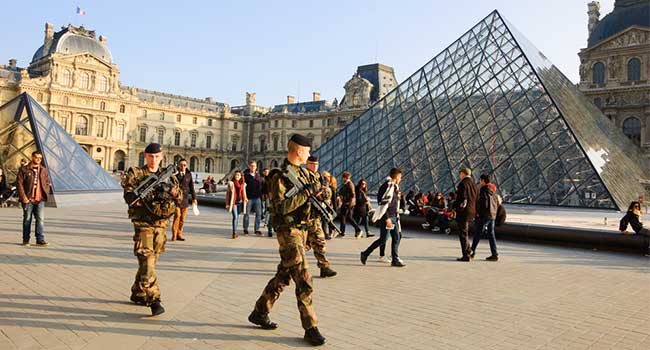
[99,35,107,45]
[587,2,601,36]
[287,95,295,104]
[8,59,17,70]
[43,23,54,55]
[312,92,320,102]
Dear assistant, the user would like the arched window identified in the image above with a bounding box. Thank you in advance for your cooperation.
[191,132,197,148]
[160,112,165,121]
[37,93,43,102]
[174,131,181,146]
[592,62,605,85]
[205,158,213,172]
[99,76,109,92]
[272,134,279,151]
[62,69,72,86]
[259,135,266,152]
[208,118,213,126]
[75,116,88,135]
[138,152,145,167]
[119,104,125,113]
[190,157,199,172]
[173,155,182,164]
[157,128,165,144]
[622,117,641,144]
[81,72,90,89]
[230,159,239,170]
[627,58,641,82]
[271,160,278,168]
[100,101,106,111]
[139,126,147,142]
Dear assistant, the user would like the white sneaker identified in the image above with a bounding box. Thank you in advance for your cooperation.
[432,226,440,232]
[378,256,389,263]
[421,223,430,229]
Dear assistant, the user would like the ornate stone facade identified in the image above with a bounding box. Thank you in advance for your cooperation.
[578,1,650,169]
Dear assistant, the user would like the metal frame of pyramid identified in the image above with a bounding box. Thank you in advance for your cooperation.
[314,10,648,210]
[0,92,121,207]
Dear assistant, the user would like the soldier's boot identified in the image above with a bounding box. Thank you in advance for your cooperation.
[248,310,278,329]
[150,301,165,316]
[304,327,326,346]
[319,266,337,278]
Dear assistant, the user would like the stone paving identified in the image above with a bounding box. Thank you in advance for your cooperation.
[0,203,648,350]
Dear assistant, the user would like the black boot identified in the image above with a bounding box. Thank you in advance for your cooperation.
[304,327,326,346]
[150,301,165,316]
[130,294,146,306]
[248,310,278,329]
[320,267,337,278]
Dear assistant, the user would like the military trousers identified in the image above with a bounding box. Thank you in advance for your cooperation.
[131,220,167,306]
[254,227,318,330]
[306,218,330,268]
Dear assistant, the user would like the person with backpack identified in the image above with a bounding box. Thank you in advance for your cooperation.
[470,174,499,261]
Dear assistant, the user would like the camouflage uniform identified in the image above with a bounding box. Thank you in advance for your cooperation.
[253,159,318,330]
[305,170,330,269]
[122,166,181,306]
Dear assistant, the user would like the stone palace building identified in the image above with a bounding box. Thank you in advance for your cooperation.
[0,23,397,177]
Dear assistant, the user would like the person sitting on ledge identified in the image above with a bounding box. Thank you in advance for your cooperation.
[620,201,650,256]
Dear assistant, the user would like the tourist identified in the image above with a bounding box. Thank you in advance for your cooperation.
[454,168,478,262]
[360,168,406,267]
[354,179,374,238]
[17,151,51,246]
[620,201,650,255]
[470,174,499,261]
[226,170,247,239]
[171,158,197,242]
[321,171,334,239]
[261,167,273,237]
[338,171,362,238]
[243,160,263,236]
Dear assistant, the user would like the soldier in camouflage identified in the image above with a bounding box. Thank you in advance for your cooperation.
[305,155,337,278]
[248,134,327,346]
[122,143,181,316]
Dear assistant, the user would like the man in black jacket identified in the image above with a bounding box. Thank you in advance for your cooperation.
[171,159,197,241]
[243,160,263,236]
[454,168,478,261]
[338,171,362,238]
[470,174,499,261]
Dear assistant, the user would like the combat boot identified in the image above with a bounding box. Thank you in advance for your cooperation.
[150,301,165,316]
[319,266,337,278]
[248,310,278,329]
[304,327,326,346]
[130,294,146,305]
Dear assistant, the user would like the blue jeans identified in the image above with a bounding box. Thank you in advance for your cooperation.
[471,218,498,256]
[363,215,401,262]
[231,202,243,233]
[22,201,45,242]
[243,198,262,232]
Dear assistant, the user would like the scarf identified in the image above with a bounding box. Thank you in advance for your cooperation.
[233,180,245,203]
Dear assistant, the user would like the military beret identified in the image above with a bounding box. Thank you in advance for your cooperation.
[307,155,319,163]
[144,143,162,154]
[289,134,312,147]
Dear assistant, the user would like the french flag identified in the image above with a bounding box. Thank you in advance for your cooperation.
[76,7,86,16]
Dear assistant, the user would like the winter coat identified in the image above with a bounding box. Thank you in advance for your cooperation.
[226,181,247,213]
[476,184,498,220]
[454,177,478,221]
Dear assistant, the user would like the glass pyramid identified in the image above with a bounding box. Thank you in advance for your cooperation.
[0,93,121,206]
[315,10,648,210]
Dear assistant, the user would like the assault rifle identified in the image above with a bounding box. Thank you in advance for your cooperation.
[284,166,341,238]
[128,164,177,207]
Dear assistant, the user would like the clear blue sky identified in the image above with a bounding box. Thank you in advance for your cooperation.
[1,0,614,107]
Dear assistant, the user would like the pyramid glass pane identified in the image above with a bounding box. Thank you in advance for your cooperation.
[314,10,649,210]
[0,93,121,201]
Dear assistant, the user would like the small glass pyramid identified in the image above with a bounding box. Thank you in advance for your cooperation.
[315,10,648,210]
[0,93,121,206]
